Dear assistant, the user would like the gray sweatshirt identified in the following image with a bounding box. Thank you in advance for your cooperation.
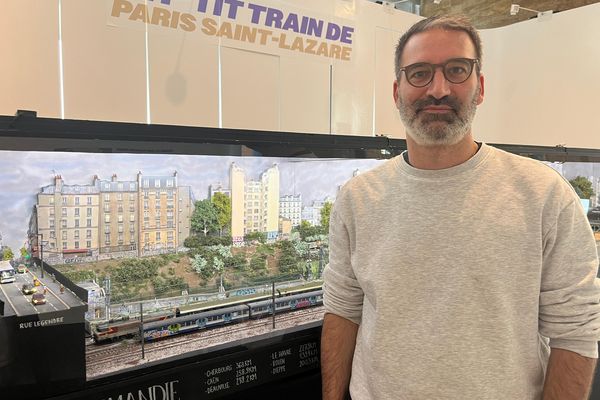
[323,143,600,399]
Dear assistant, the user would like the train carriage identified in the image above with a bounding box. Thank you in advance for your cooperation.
[248,290,323,319]
[142,304,251,342]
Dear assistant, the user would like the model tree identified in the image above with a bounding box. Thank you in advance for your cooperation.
[191,199,219,236]
[320,201,333,232]
[569,176,594,199]
[212,192,232,237]
[2,247,14,261]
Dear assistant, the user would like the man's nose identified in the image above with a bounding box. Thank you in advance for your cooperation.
[426,67,451,99]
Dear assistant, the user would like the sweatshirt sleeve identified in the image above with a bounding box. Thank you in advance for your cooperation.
[539,198,600,358]
[323,204,364,325]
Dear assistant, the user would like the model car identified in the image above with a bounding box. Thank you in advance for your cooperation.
[32,293,46,305]
[21,283,37,295]
[17,264,27,274]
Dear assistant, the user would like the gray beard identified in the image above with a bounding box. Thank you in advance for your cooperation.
[398,86,480,146]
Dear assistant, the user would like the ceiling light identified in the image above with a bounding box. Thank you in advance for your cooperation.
[433,0,442,4]
[510,4,553,20]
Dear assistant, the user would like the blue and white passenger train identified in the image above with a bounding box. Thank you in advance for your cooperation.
[92,284,323,343]
[142,290,323,341]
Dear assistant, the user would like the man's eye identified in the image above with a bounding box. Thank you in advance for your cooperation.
[410,69,430,80]
[447,66,467,75]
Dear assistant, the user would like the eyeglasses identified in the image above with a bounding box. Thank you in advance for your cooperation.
[399,58,479,88]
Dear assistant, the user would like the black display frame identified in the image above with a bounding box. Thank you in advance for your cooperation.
[1,113,600,399]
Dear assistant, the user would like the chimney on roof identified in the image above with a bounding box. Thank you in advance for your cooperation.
[55,175,63,191]
[111,174,117,182]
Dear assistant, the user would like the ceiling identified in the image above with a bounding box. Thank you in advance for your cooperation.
[368,0,600,29]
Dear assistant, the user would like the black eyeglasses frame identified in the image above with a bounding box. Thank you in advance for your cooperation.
[399,58,479,88]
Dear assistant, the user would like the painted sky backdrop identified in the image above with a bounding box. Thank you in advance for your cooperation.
[0,150,386,252]
[0,149,597,253]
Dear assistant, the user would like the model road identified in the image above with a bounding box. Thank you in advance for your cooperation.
[0,270,70,316]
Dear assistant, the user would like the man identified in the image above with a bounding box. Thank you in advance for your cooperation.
[321,15,600,400]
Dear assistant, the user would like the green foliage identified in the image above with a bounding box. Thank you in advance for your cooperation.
[244,231,266,244]
[207,244,232,259]
[184,235,203,249]
[152,275,187,295]
[250,253,268,275]
[227,253,248,271]
[256,244,275,256]
[277,240,302,274]
[109,257,165,290]
[191,199,219,236]
[62,269,96,283]
[2,247,14,261]
[191,255,210,278]
[185,234,232,249]
[320,201,333,233]
[569,176,594,199]
[295,220,324,241]
[212,192,232,236]
[20,247,29,258]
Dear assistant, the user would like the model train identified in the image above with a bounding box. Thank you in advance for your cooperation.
[92,283,323,343]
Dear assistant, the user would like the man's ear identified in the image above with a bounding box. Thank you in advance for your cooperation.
[476,73,485,105]
[393,80,400,108]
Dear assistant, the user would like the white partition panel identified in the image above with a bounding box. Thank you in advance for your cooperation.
[61,0,147,123]
[221,48,280,131]
[148,30,220,128]
[0,0,61,118]
[279,57,330,134]
[374,26,404,139]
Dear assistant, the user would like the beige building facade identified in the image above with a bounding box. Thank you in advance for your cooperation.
[30,173,193,262]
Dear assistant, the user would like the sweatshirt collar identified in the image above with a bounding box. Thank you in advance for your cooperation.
[396,142,492,180]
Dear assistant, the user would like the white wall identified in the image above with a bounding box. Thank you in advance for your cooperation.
[1,0,599,149]
[474,3,600,149]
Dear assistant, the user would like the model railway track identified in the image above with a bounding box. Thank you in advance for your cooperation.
[86,306,325,378]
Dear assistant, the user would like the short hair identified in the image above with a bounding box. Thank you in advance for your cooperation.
[394,15,483,80]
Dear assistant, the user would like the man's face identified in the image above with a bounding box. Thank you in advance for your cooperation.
[393,29,484,146]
